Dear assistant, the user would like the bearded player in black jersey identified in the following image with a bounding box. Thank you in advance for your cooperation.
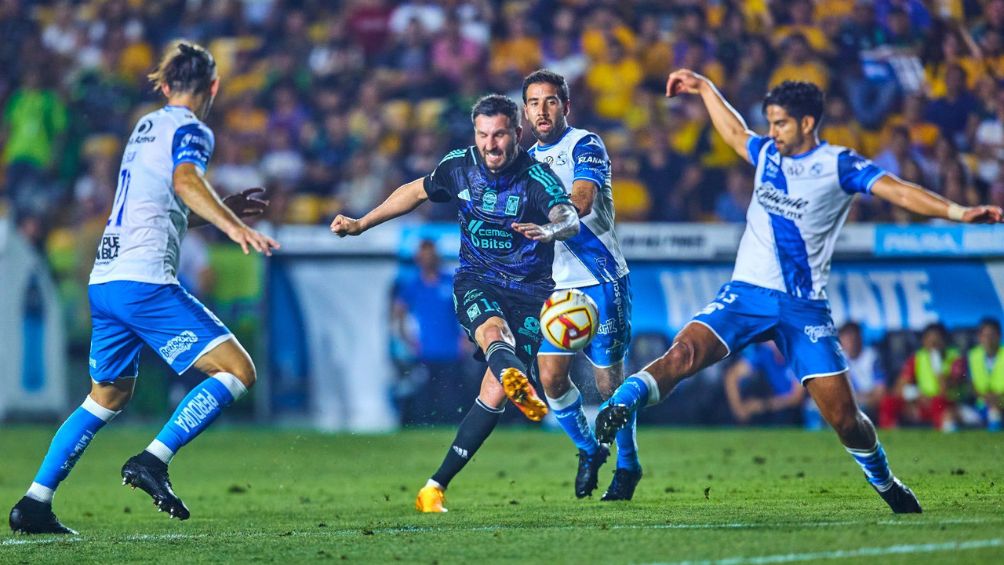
[331,94,579,512]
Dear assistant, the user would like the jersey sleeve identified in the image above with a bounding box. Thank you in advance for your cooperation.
[746,135,771,165]
[172,123,215,172]
[837,149,886,194]
[423,149,467,203]
[571,133,610,189]
[526,162,571,214]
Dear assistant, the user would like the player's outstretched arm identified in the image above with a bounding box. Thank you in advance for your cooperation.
[189,187,269,228]
[330,177,429,237]
[666,69,757,163]
[870,175,1004,223]
[174,163,280,255]
[512,203,579,243]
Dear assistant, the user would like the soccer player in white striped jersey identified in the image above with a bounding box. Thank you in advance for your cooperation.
[596,69,1003,513]
[9,41,278,535]
[522,70,639,500]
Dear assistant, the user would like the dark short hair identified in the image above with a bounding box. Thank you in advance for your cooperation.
[521,69,570,104]
[762,81,824,130]
[471,94,520,129]
[921,322,949,341]
[979,317,1002,334]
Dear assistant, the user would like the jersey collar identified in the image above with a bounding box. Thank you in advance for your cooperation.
[788,141,828,160]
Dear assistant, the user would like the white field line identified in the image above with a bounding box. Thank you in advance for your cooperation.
[656,538,1004,565]
[1,516,1000,546]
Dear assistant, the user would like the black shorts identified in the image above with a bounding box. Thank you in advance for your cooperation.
[453,274,547,369]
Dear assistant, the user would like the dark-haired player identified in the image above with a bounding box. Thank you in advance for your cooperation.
[9,41,279,534]
[331,94,579,512]
[521,69,639,501]
[596,69,1003,513]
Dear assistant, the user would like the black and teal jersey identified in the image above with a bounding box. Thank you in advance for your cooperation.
[423,146,570,297]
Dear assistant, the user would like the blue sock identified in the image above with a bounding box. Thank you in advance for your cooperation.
[147,373,247,463]
[547,385,599,454]
[606,371,659,412]
[615,410,641,471]
[846,441,895,491]
[28,396,120,502]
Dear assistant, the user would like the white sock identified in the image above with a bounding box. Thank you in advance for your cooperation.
[425,478,444,490]
[636,371,661,406]
[545,385,581,411]
[145,439,175,464]
[26,482,55,504]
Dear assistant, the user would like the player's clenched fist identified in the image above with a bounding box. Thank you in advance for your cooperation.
[665,69,706,98]
[330,214,364,237]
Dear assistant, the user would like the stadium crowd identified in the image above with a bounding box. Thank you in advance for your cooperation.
[2,0,1003,429]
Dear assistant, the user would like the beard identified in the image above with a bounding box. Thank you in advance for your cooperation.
[529,116,566,145]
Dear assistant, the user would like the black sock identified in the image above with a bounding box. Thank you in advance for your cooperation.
[485,341,527,382]
[431,399,503,488]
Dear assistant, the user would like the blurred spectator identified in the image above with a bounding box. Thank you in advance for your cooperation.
[389,0,445,36]
[820,95,864,151]
[724,342,804,426]
[390,239,468,425]
[768,33,830,91]
[880,322,963,431]
[873,126,924,178]
[775,0,832,55]
[836,0,899,129]
[839,321,886,420]
[925,64,980,150]
[431,12,484,87]
[714,166,752,223]
[956,317,1004,430]
[973,88,1004,187]
[488,12,541,91]
[586,40,643,124]
[211,135,266,197]
[2,67,67,218]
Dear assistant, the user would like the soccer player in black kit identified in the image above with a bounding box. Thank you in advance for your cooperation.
[331,94,580,512]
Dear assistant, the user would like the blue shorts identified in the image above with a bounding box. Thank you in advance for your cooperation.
[539,275,632,368]
[691,281,847,382]
[88,281,233,382]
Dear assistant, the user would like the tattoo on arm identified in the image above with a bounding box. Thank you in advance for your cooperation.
[539,204,580,242]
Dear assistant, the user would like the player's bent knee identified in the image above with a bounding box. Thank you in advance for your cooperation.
[474,317,510,348]
[664,339,697,376]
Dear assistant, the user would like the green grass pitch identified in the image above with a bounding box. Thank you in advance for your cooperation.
[1,425,1002,563]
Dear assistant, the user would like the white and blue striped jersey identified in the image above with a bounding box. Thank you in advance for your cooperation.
[90,105,215,286]
[732,136,886,300]
[528,126,629,289]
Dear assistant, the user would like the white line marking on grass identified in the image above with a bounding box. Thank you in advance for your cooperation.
[1,517,1000,546]
[655,538,1004,565]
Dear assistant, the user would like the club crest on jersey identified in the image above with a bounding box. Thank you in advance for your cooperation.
[785,163,805,176]
[466,303,481,321]
[482,191,497,212]
[504,195,520,215]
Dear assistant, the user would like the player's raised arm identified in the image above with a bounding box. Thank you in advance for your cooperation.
[870,175,1004,223]
[666,69,758,163]
[174,163,279,255]
[330,177,429,237]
